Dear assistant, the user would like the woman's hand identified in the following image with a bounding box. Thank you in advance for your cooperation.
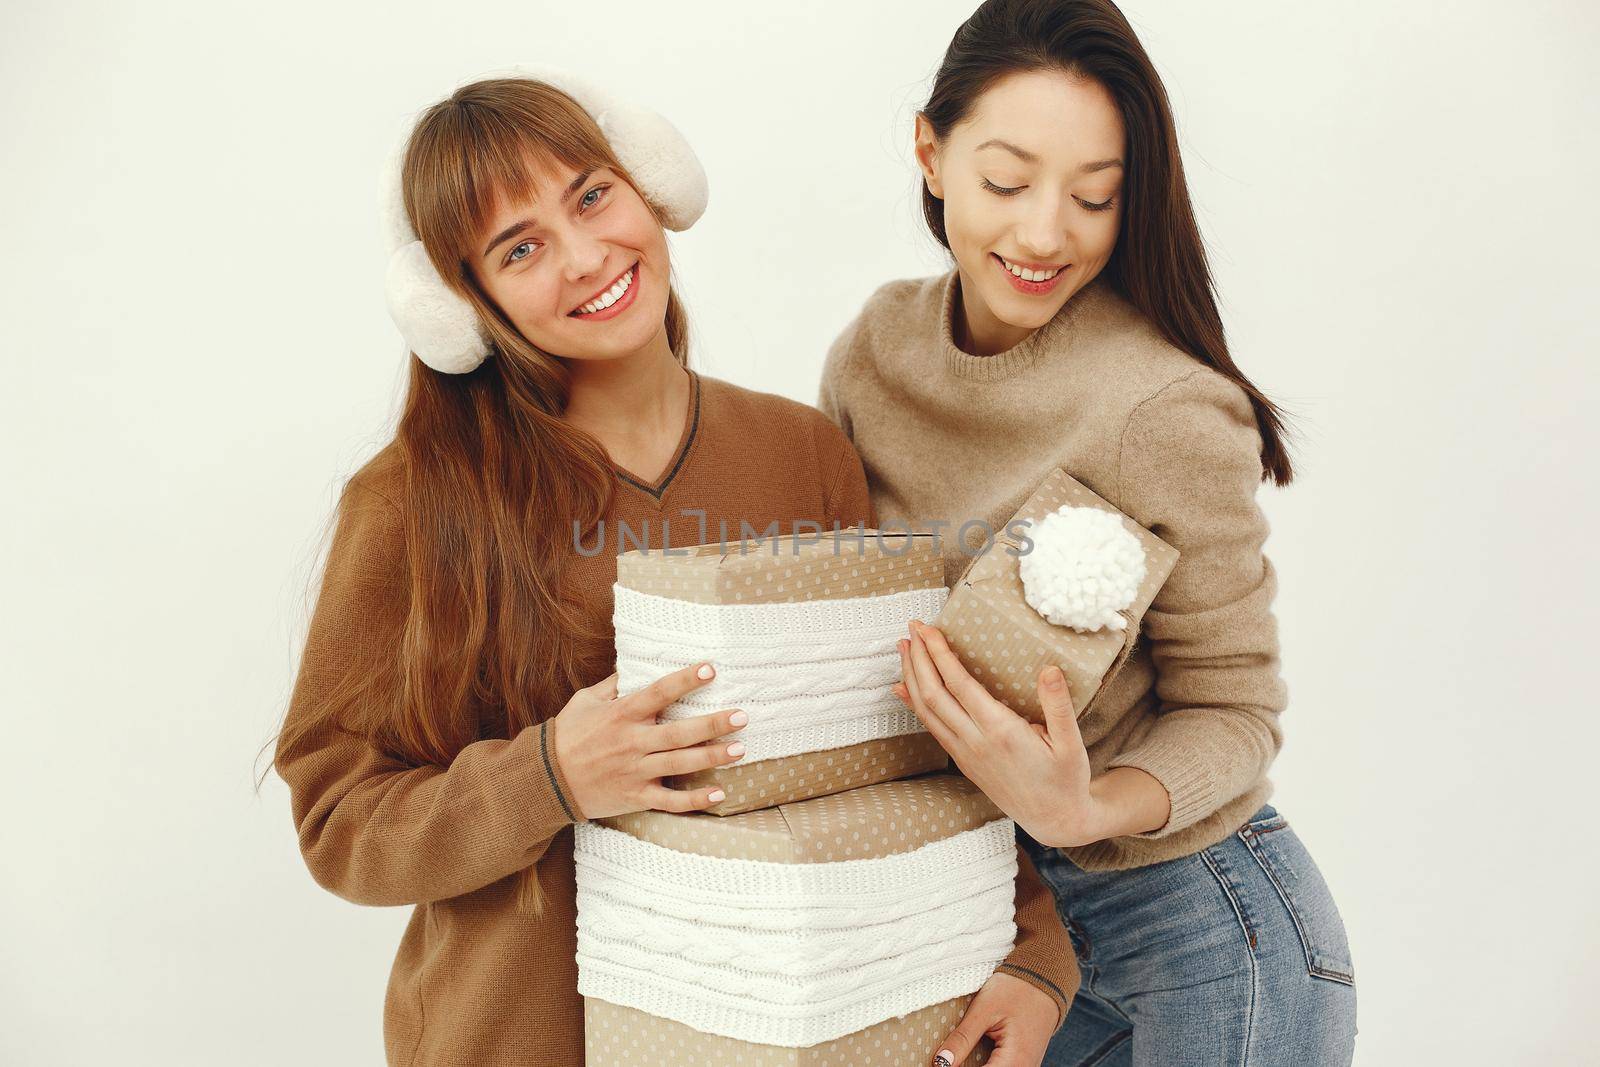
[895,620,1169,847]
[553,662,748,821]
[932,971,1058,1066]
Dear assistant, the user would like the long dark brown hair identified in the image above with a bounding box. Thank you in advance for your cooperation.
[267,78,691,915]
[921,0,1296,485]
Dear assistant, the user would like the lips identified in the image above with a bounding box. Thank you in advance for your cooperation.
[569,261,640,319]
[992,253,1069,295]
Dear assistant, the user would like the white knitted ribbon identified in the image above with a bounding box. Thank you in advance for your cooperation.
[573,817,1018,1046]
[575,819,1015,919]
[612,584,949,764]
[578,848,1010,932]
[579,961,1006,1048]
[577,886,1015,974]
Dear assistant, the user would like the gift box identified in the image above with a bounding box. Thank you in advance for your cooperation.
[575,771,1009,1065]
[613,530,952,815]
[933,468,1180,724]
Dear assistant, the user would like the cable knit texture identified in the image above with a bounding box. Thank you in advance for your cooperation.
[275,368,1078,1065]
[819,271,1290,871]
[572,818,1019,1045]
[613,584,948,763]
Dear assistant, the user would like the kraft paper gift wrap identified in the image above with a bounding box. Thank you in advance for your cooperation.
[613,530,953,815]
[933,468,1179,724]
[576,771,1008,1065]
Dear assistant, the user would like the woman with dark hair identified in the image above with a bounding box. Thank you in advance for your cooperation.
[819,1,1357,1063]
[269,74,1080,1065]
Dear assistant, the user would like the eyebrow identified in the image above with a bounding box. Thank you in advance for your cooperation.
[480,168,597,261]
[974,138,1123,174]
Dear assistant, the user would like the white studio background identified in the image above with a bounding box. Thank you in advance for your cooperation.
[3,1,1595,1063]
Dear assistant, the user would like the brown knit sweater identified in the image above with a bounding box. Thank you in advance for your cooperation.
[276,367,1079,1066]
[819,270,1291,871]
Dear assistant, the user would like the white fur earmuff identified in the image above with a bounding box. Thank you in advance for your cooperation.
[1017,505,1147,632]
[381,64,709,374]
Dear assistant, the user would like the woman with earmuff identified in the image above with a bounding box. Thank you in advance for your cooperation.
[268,70,1080,1065]
[821,1,1358,1064]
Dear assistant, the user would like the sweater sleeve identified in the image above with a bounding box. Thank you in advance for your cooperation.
[816,311,861,441]
[823,437,874,531]
[1107,370,1289,839]
[275,479,584,908]
[995,843,1079,1031]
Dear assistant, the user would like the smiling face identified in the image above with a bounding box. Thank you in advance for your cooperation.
[916,68,1127,356]
[472,160,671,364]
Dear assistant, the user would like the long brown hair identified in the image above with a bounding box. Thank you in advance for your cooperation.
[921,0,1296,485]
[269,78,691,916]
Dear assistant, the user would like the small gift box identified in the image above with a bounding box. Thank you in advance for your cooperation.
[933,468,1179,723]
[613,530,952,815]
[576,771,1009,1065]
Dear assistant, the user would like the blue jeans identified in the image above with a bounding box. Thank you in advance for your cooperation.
[1019,805,1357,1066]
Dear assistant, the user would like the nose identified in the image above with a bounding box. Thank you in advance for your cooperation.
[1016,191,1068,261]
[562,231,607,283]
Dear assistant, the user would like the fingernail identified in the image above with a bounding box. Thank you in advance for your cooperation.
[727,742,745,757]
[697,663,715,680]
[729,709,748,726]
[934,1052,953,1067]
[898,639,908,653]
[1045,665,1066,689]
[708,789,725,802]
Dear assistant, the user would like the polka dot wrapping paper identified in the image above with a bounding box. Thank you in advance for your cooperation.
[613,530,954,815]
[614,530,947,605]
[933,468,1180,725]
[579,771,1002,1065]
[584,996,992,1065]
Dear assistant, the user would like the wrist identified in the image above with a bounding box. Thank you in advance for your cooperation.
[545,716,589,823]
[1085,767,1171,840]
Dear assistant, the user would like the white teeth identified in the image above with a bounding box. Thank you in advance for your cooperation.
[999,256,1061,282]
[576,267,634,316]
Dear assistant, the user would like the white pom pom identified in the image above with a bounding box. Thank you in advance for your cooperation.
[1017,505,1147,632]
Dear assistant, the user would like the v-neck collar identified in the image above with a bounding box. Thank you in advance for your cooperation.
[611,366,701,502]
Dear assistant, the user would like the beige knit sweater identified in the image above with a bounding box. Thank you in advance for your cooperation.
[818,270,1290,871]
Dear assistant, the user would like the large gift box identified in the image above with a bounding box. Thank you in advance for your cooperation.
[613,530,952,815]
[933,468,1180,723]
[575,771,1009,1065]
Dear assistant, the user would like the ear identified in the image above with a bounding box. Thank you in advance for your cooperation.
[914,113,945,200]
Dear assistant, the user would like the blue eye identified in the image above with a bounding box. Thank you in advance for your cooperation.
[580,184,610,210]
[981,177,1023,197]
[506,240,537,264]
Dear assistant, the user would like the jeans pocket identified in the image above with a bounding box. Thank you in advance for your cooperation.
[1239,807,1356,986]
